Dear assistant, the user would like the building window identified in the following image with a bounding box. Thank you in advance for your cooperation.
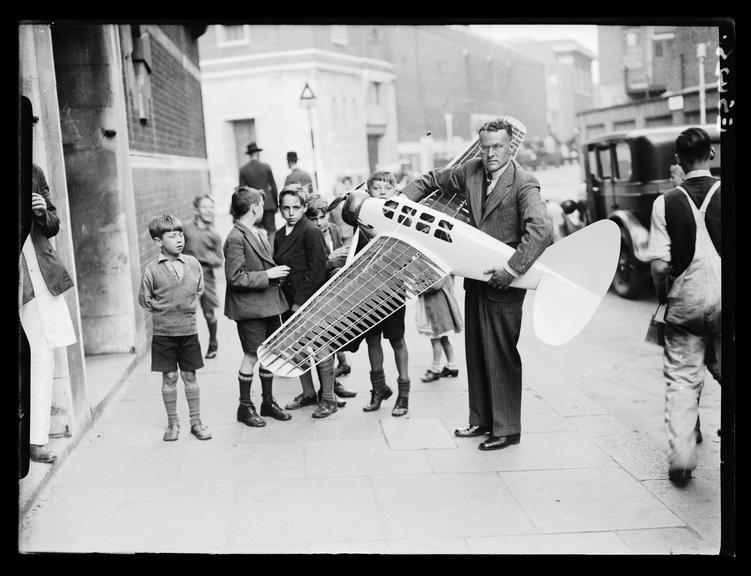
[331,25,348,46]
[217,25,250,47]
[654,40,663,57]
[614,142,632,181]
[645,114,672,127]
[368,82,381,106]
[370,28,379,44]
[626,32,637,48]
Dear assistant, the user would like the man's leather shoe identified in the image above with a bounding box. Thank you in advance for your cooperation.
[391,395,409,417]
[29,444,57,463]
[362,385,393,412]
[317,388,346,407]
[285,393,318,410]
[454,424,491,438]
[441,367,459,378]
[260,398,292,421]
[190,422,213,440]
[312,398,338,418]
[478,433,520,451]
[163,424,180,442]
[237,402,266,427]
[668,468,692,486]
[335,364,351,377]
[421,369,441,382]
[334,381,356,398]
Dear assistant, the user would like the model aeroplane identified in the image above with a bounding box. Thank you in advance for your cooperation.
[257,116,620,377]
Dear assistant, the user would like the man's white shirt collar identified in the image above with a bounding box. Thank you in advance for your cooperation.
[487,162,510,194]
[684,169,712,179]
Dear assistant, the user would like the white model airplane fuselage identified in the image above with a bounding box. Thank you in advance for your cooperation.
[358,195,550,289]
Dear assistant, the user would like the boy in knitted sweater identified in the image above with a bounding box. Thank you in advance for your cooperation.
[138,214,212,442]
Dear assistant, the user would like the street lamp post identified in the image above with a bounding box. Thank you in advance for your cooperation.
[697,42,707,125]
[299,82,319,195]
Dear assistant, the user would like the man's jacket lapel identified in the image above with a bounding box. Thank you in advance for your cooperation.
[481,162,516,225]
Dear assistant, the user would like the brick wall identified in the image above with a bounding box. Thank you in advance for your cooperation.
[123,27,207,157]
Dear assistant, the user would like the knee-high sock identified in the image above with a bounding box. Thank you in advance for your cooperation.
[318,356,335,402]
[397,377,411,398]
[185,383,201,426]
[207,318,218,347]
[299,368,317,397]
[370,369,386,392]
[162,387,179,425]
[259,366,274,402]
[238,372,253,404]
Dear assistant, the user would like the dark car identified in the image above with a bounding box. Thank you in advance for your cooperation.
[574,123,721,298]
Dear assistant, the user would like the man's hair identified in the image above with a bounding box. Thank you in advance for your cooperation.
[306,196,329,218]
[193,193,215,208]
[676,127,712,163]
[478,118,514,139]
[279,183,309,206]
[148,214,183,239]
[367,171,396,189]
[230,186,264,219]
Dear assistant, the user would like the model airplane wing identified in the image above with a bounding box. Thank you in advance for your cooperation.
[257,234,449,377]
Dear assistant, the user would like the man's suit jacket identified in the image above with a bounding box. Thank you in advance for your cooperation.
[223,220,289,321]
[401,158,552,295]
[21,164,74,305]
[239,159,278,212]
[273,216,327,307]
[284,167,312,190]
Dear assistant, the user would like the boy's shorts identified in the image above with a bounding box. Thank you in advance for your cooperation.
[343,305,406,353]
[151,334,204,373]
[236,316,282,355]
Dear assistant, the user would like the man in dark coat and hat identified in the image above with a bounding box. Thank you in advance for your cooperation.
[239,142,279,244]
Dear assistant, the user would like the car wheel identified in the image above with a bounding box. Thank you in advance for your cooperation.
[612,227,648,299]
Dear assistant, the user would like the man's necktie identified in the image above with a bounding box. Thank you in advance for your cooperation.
[481,175,491,216]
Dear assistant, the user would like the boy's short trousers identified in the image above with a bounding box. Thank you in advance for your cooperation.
[236,315,282,354]
[151,334,204,373]
[343,305,406,353]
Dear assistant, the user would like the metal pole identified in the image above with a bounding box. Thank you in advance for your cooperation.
[306,105,319,195]
[698,43,707,125]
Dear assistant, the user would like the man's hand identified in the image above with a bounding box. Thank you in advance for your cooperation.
[266,265,290,280]
[291,302,301,313]
[31,192,47,216]
[328,245,349,269]
[484,267,515,290]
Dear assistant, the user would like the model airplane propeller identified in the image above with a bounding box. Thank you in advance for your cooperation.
[258,116,620,377]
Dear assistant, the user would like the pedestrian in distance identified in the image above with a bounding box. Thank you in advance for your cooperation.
[239,142,279,245]
[223,187,292,428]
[182,194,223,359]
[647,127,721,486]
[274,184,341,418]
[19,163,78,463]
[283,151,313,192]
[138,214,212,442]
[401,116,553,450]
[341,171,412,418]
[305,197,357,395]
[416,274,463,382]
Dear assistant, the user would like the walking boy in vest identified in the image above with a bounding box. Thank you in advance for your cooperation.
[648,127,721,486]
[138,214,212,442]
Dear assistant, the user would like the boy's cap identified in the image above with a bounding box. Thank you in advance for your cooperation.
[287,151,298,162]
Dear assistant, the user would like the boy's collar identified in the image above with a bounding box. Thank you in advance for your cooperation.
[158,252,185,262]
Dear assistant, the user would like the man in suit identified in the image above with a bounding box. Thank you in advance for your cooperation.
[647,127,721,486]
[400,117,552,450]
[239,142,279,245]
[283,151,313,192]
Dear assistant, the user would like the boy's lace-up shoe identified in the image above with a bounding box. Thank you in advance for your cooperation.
[440,367,459,378]
[190,422,212,440]
[421,369,442,382]
[237,402,266,427]
[362,385,393,412]
[260,398,292,421]
[312,398,338,418]
[391,395,409,417]
[163,424,180,442]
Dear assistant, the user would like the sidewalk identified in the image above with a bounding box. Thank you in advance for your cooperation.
[18,283,721,554]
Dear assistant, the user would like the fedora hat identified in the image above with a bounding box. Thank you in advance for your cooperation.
[246,142,263,155]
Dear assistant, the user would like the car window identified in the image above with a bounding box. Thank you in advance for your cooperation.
[614,142,632,181]
[598,147,612,179]
[587,149,598,178]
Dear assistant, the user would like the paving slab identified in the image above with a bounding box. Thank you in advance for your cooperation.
[500,468,685,533]
[229,477,382,546]
[427,431,617,473]
[615,527,718,555]
[304,439,432,478]
[466,531,633,554]
[371,472,536,540]
[381,417,458,450]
